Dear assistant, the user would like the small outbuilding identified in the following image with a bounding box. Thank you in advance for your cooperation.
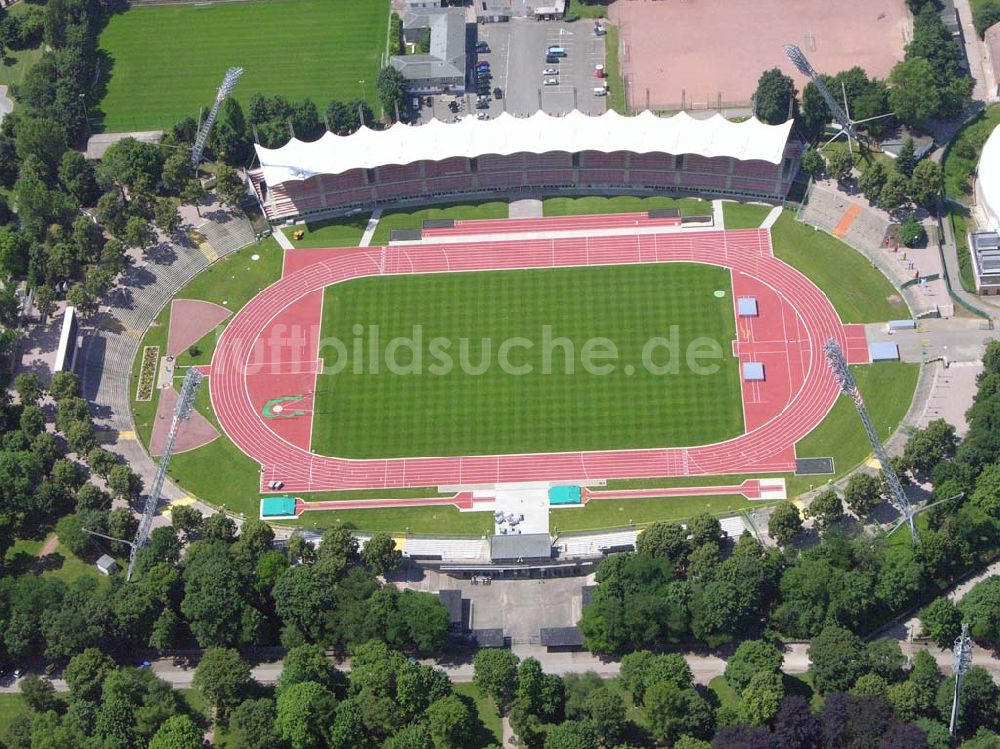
[96,555,119,576]
[472,629,506,648]
[437,589,465,627]
[742,362,765,381]
[869,342,900,362]
[737,297,759,317]
[539,626,583,649]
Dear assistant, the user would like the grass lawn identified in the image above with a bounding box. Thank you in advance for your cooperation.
[0,694,28,735]
[567,0,609,19]
[96,0,388,131]
[604,24,626,114]
[542,195,710,217]
[286,214,371,249]
[771,211,906,323]
[452,682,503,747]
[942,104,1000,203]
[369,201,510,245]
[722,201,772,229]
[312,263,742,458]
[949,205,976,293]
[0,4,44,89]
[820,139,893,176]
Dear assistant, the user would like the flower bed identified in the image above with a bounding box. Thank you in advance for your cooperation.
[136,346,159,402]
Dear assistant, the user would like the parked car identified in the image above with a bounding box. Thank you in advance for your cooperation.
[593,86,608,96]
[477,112,490,120]
[475,98,490,109]
[546,46,566,56]
[543,67,559,75]
[544,78,559,86]
[493,87,503,99]
[476,41,490,52]
[545,54,561,64]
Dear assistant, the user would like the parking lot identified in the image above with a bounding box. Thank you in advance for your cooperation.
[415,19,607,124]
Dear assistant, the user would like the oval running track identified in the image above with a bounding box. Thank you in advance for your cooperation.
[210,228,847,492]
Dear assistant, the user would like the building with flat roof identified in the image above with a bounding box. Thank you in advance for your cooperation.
[391,8,468,94]
[539,626,583,649]
[970,231,1000,294]
[489,533,553,562]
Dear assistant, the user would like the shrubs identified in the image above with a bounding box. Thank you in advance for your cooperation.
[899,215,926,248]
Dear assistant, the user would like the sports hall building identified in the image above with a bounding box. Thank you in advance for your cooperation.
[248,110,800,223]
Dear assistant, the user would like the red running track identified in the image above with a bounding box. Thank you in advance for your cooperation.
[582,478,785,503]
[420,212,682,238]
[210,227,853,492]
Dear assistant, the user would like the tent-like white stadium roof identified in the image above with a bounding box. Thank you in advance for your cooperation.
[977,123,1000,232]
[254,110,794,186]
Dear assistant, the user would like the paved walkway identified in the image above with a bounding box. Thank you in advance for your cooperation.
[938,205,1000,318]
[273,227,293,250]
[955,0,996,103]
[761,205,782,229]
[712,199,725,228]
[359,209,382,247]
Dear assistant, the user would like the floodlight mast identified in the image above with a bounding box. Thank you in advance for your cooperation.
[125,368,203,581]
[823,339,919,542]
[191,66,244,165]
[950,623,973,736]
[783,44,892,157]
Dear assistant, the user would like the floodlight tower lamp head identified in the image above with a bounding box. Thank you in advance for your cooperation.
[783,45,815,79]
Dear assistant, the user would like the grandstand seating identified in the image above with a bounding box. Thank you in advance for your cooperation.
[250,144,801,222]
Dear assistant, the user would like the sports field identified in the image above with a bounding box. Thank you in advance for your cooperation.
[96,0,388,131]
[311,263,743,458]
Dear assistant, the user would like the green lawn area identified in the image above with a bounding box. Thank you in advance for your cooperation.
[452,682,503,747]
[943,104,1000,203]
[96,0,388,131]
[286,214,371,249]
[949,205,976,294]
[771,211,906,323]
[369,201,510,245]
[722,201,772,229]
[312,263,742,458]
[542,195,710,217]
[604,24,626,114]
[0,4,44,89]
[567,0,608,19]
[820,139,893,176]
[0,694,28,736]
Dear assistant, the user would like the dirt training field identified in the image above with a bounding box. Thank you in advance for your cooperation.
[610,0,911,112]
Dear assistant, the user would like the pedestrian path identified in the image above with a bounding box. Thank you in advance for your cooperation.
[359,209,382,247]
[761,205,783,229]
[712,199,725,228]
[273,227,293,250]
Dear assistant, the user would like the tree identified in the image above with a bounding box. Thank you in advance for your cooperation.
[879,172,912,214]
[826,148,854,184]
[50,370,80,400]
[276,681,337,749]
[636,521,690,565]
[800,150,825,179]
[97,137,164,199]
[843,473,881,517]
[866,638,905,682]
[474,648,520,707]
[896,138,918,176]
[889,58,941,126]
[86,447,119,480]
[806,490,844,530]
[644,683,714,745]
[153,197,181,235]
[771,695,822,749]
[361,532,402,576]
[919,596,963,648]
[170,504,203,540]
[149,609,181,653]
[376,66,407,121]
[58,149,97,206]
[899,216,925,248]
[19,675,57,713]
[738,671,785,726]
[426,694,473,749]
[687,512,724,548]
[935,667,999,738]
[64,647,115,703]
[542,721,592,749]
[768,502,802,544]
[228,698,281,749]
[122,215,155,251]
[193,647,251,723]
[724,639,783,694]
[909,158,943,211]
[807,625,868,694]
[278,644,337,694]
[148,714,205,749]
[181,179,207,214]
[859,160,889,205]
[753,68,797,125]
[14,372,43,404]
[960,576,1000,647]
[108,464,142,502]
[214,165,246,208]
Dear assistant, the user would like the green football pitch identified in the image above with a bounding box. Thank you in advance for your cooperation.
[96,0,388,132]
[311,263,744,459]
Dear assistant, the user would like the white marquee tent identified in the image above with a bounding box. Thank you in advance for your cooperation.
[254,110,794,187]
[977,123,1000,231]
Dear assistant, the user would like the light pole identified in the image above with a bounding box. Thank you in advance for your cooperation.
[79,93,88,138]
[359,79,368,102]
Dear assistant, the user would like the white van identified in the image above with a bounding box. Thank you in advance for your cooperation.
[593,86,608,96]
[547,46,566,57]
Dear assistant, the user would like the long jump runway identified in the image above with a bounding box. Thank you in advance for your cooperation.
[209,225,864,493]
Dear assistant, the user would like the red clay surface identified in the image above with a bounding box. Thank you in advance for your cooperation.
[166,300,230,358]
[610,0,910,111]
[421,212,683,238]
[210,222,862,493]
[150,386,220,456]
